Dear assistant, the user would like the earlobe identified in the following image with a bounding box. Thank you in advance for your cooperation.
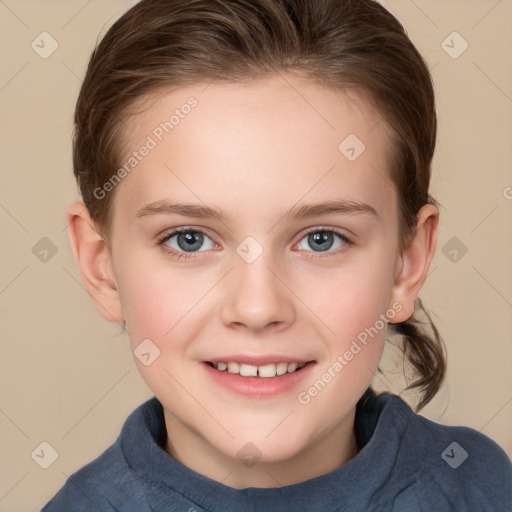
[67,201,124,324]
[388,204,439,323]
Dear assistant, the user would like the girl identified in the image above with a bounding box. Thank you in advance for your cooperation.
[43,0,511,510]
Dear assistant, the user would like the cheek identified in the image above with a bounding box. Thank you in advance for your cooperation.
[318,256,395,339]
[305,252,396,395]
[296,263,393,421]
[115,264,200,396]
[115,256,192,345]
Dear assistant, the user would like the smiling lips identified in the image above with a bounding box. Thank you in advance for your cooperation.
[206,360,310,378]
[203,357,316,396]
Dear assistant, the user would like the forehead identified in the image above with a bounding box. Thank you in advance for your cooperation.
[112,74,396,224]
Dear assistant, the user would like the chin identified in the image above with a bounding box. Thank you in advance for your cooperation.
[222,433,307,466]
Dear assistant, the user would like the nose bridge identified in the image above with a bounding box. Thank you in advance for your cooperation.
[220,235,295,332]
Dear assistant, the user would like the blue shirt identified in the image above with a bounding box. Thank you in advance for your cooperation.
[42,388,512,511]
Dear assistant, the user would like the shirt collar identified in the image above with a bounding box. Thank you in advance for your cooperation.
[120,388,413,511]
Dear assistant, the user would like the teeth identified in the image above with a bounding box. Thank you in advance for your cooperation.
[276,362,288,375]
[212,361,308,377]
[258,364,277,378]
[227,362,240,374]
[239,363,258,377]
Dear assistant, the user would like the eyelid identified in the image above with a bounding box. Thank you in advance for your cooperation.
[294,226,353,257]
[299,225,353,241]
[157,225,217,246]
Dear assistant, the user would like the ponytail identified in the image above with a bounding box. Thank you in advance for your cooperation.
[388,297,446,411]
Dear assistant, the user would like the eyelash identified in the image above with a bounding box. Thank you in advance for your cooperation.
[156,226,354,261]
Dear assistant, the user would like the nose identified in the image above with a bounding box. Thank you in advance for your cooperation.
[220,249,295,334]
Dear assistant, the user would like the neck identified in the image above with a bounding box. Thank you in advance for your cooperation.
[164,408,359,489]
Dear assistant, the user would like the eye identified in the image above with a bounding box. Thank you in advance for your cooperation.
[157,226,353,261]
[157,227,216,259]
[296,228,352,255]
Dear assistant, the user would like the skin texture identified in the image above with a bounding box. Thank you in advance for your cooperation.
[67,73,438,489]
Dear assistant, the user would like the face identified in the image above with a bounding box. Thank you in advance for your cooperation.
[104,74,406,485]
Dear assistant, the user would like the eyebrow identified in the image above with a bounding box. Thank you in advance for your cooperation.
[136,199,379,221]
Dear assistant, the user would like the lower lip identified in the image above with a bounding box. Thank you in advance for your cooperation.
[201,361,316,397]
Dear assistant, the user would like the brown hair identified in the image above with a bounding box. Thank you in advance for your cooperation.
[73,0,445,410]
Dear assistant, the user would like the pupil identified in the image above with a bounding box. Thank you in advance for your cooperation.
[309,231,333,251]
[178,232,203,252]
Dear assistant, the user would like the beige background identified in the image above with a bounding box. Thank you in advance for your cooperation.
[1,0,511,510]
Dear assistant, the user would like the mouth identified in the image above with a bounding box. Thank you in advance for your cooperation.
[201,358,316,397]
[205,360,312,378]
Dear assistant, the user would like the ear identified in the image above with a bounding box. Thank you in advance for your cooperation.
[67,201,124,324]
[389,204,439,323]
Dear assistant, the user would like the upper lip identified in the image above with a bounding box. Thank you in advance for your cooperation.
[204,355,315,366]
